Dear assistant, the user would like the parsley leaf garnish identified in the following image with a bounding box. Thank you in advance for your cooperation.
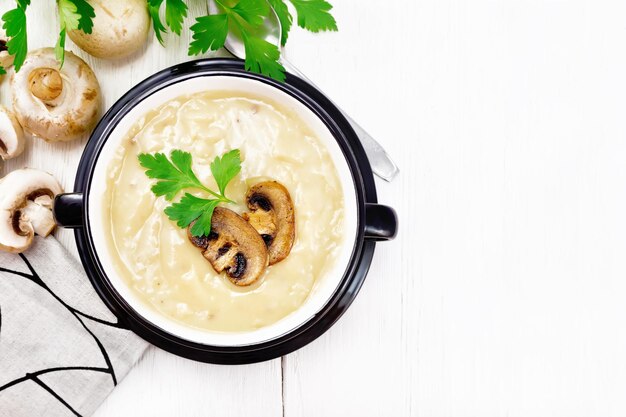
[289,0,337,32]
[143,0,337,81]
[189,0,285,81]
[231,0,269,27]
[241,32,286,82]
[55,27,66,63]
[139,150,213,200]
[148,0,189,45]
[188,14,228,55]
[2,1,29,72]
[138,149,241,236]
[56,0,95,66]
[165,0,188,35]
[210,149,242,196]
[165,194,221,237]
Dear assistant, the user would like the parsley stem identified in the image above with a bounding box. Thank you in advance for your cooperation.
[196,185,235,204]
[196,185,235,205]
[214,0,229,13]
[216,195,236,205]
[198,184,224,199]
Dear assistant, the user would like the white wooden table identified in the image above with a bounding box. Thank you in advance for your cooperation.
[3,0,626,415]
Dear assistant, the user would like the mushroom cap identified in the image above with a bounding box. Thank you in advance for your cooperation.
[12,48,101,142]
[68,0,150,59]
[0,168,63,253]
[0,105,25,160]
[244,181,296,265]
[188,207,269,286]
[0,36,14,71]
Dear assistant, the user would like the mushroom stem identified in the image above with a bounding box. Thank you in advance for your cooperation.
[28,67,63,105]
[22,199,56,236]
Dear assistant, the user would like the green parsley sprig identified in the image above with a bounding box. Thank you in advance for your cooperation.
[189,0,285,81]
[148,0,189,45]
[138,149,242,237]
[1,0,29,72]
[289,0,337,33]
[156,0,338,81]
[56,0,95,66]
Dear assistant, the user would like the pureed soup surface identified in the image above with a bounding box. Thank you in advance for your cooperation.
[103,91,345,332]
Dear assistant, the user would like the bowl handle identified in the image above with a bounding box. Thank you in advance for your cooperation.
[364,203,398,241]
[53,193,84,228]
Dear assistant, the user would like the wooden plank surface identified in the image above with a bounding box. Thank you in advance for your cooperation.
[3,0,626,416]
[0,2,283,416]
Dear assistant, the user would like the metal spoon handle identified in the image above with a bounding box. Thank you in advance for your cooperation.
[281,58,399,182]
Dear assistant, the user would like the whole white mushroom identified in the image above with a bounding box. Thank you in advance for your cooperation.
[67,0,150,59]
[12,48,101,142]
[0,168,63,253]
[0,106,25,160]
[0,37,14,71]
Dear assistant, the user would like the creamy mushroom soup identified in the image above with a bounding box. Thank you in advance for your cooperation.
[103,91,345,332]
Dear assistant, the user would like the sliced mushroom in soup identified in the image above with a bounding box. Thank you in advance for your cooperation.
[243,181,296,265]
[188,207,269,286]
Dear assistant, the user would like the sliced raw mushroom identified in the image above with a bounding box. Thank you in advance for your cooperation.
[0,168,63,253]
[243,181,295,265]
[0,106,25,160]
[12,48,101,142]
[188,207,269,286]
[68,0,150,59]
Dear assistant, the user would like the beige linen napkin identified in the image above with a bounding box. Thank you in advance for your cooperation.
[0,236,148,417]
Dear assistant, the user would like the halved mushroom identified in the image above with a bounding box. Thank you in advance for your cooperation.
[0,168,63,253]
[67,0,150,59]
[0,106,25,160]
[243,181,295,265]
[188,207,269,286]
[12,48,101,142]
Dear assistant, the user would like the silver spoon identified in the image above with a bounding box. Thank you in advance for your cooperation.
[207,1,399,182]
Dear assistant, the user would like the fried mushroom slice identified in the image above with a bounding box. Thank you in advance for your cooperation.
[188,207,269,286]
[0,168,63,253]
[12,48,101,142]
[243,181,295,265]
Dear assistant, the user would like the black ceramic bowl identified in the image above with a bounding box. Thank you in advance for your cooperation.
[53,58,397,364]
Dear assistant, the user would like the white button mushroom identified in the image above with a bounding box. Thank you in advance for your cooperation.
[0,106,25,160]
[0,37,14,71]
[0,168,63,253]
[67,0,150,59]
[12,48,101,142]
